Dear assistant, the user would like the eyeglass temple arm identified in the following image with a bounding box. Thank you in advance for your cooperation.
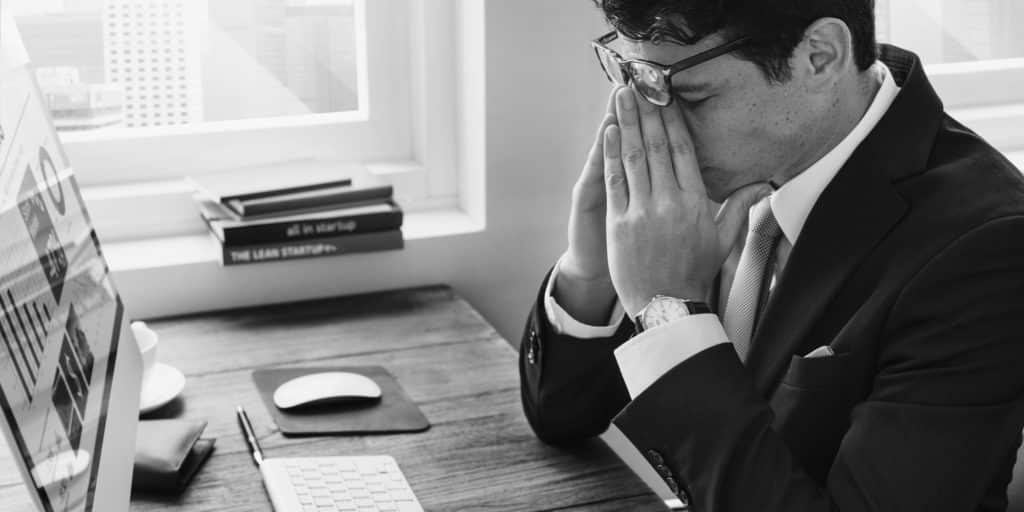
[667,37,751,74]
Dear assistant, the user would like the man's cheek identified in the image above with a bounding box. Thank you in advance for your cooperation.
[689,133,714,171]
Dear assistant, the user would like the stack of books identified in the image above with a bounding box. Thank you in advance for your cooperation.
[189,162,404,266]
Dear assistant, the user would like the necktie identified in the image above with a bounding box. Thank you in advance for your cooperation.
[724,198,782,362]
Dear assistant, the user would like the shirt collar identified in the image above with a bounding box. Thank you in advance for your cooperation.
[769,62,900,246]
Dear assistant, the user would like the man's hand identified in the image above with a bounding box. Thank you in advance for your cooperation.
[604,88,771,317]
[562,88,621,283]
[551,88,622,326]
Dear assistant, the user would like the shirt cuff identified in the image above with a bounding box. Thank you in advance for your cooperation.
[543,256,626,338]
[614,314,730,399]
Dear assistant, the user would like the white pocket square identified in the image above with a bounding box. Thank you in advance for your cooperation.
[803,345,835,358]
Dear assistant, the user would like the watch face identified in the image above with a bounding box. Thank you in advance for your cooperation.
[643,296,690,329]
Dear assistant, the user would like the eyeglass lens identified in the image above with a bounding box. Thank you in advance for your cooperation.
[628,63,672,106]
[596,47,628,85]
[596,46,673,107]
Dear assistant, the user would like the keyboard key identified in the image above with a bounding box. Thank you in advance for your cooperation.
[269,457,421,512]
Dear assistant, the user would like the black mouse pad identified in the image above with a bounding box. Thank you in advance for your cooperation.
[252,366,430,436]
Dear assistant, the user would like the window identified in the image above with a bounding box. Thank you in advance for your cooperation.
[13,0,365,134]
[876,0,1024,109]
[876,0,1024,153]
[10,0,460,242]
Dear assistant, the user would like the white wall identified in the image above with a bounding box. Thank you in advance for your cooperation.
[454,1,610,340]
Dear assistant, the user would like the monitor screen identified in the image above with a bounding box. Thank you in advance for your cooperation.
[0,11,141,512]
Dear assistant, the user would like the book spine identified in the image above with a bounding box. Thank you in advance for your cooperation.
[223,177,354,203]
[229,185,394,217]
[220,230,404,266]
[220,209,403,245]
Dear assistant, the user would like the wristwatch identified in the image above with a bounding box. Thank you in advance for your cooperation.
[633,295,712,333]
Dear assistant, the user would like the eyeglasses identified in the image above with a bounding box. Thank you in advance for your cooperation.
[591,31,750,107]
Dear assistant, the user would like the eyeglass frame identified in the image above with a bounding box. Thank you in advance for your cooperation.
[591,30,751,106]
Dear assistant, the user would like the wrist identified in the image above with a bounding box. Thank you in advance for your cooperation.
[557,254,613,287]
[551,257,617,327]
[672,280,712,303]
[634,295,712,333]
[624,285,709,319]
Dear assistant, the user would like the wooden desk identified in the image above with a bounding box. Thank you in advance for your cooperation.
[1,286,665,511]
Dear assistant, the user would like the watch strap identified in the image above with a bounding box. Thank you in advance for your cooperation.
[634,299,712,334]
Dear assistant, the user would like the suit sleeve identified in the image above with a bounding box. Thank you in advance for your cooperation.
[612,216,1024,510]
[519,267,635,445]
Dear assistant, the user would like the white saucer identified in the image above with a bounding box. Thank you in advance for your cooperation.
[139,362,186,414]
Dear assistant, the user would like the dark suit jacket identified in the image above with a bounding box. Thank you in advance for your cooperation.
[519,45,1024,511]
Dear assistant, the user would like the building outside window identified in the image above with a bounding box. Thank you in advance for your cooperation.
[10,0,360,134]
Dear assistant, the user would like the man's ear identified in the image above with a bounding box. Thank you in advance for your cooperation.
[792,18,854,91]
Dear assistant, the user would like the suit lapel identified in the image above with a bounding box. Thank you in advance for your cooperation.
[744,45,943,396]
[745,163,906,395]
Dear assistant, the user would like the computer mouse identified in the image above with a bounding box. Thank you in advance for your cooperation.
[273,371,383,410]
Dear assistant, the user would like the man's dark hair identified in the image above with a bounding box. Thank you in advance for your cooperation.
[595,0,878,82]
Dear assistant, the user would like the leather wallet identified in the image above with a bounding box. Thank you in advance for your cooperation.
[133,419,216,493]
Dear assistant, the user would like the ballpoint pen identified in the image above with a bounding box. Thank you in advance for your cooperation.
[236,405,264,467]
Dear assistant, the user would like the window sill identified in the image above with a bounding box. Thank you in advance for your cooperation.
[104,207,480,271]
[950,104,1024,151]
[105,208,485,319]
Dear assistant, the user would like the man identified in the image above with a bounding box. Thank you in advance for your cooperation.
[519,0,1024,510]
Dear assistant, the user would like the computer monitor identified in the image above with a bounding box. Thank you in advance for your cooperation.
[0,11,142,512]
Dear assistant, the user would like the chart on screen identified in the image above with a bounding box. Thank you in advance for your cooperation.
[0,11,140,512]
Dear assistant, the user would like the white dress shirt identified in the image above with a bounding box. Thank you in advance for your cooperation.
[545,61,900,399]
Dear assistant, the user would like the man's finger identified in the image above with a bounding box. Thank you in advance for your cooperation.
[635,89,676,194]
[615,87,651,204]
[604,124,628,214]
[715,183,774,257]
[661,100,706,195]
[580,88,622,187]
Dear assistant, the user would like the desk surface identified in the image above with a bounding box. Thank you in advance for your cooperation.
[1,285,665,511]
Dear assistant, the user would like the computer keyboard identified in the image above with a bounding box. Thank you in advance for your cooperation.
[259,455,424,512]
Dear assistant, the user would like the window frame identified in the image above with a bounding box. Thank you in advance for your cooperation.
[39,0,461,242]
[876,1,1024,150]
[926,59,1024,109]
[64,0,411,181]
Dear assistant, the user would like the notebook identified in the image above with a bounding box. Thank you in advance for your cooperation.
[187,160,361,204]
